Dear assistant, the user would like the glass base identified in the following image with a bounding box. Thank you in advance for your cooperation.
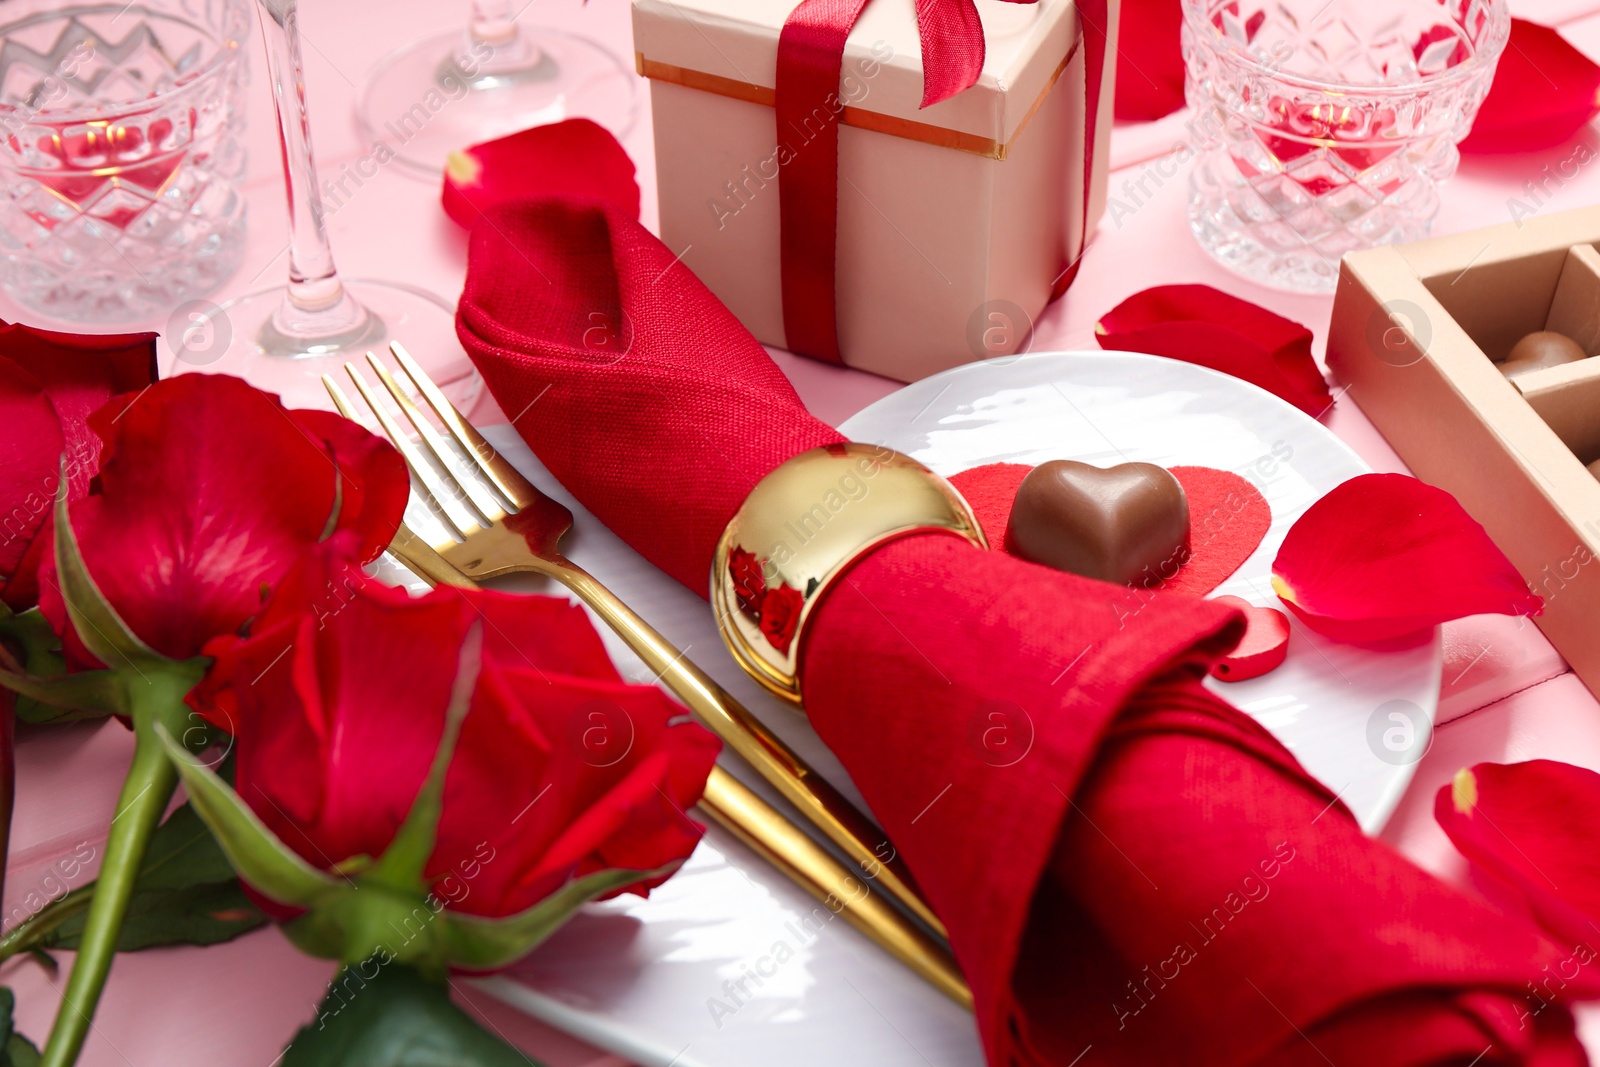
[2,208,247,325]
[161,277,483,412]
[1186,146,1441,295]
[356,26,639,177]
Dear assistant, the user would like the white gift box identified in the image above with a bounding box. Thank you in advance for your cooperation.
[632,0,1118,382]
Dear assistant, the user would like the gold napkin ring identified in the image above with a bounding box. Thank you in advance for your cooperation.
[711,443,987,705]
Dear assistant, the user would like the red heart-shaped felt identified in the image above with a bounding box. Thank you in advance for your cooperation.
[948,462,1271,596]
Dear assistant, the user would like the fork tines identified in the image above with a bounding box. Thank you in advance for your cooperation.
[323,344,524,540]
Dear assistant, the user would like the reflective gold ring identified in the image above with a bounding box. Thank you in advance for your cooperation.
[711,443,987,705]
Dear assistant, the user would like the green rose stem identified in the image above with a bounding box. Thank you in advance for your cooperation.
[39,676,197,1067]
[24,476,209,1067]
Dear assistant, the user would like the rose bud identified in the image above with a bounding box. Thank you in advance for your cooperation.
[175,537,721,974]
[39,374,407,670]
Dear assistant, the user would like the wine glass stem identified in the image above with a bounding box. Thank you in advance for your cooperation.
[256,0,343,313]
[469,0,518,44]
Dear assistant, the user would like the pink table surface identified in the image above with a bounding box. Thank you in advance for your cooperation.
[5,0,1600,1061]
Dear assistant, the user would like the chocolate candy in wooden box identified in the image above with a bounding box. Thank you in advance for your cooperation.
[1329,207,1600,698]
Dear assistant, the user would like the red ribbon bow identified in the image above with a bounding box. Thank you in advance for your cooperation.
[776,0,1109,363]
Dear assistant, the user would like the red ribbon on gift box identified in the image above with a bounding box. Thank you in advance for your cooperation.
[776,0,1109,364]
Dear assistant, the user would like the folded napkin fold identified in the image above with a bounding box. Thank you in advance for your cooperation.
[456,197,1596,1066]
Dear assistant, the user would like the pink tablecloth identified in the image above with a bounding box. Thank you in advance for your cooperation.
[4,0,1600,1061]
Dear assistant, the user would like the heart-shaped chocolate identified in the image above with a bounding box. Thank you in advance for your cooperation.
[950,462,1270,595]
[1007,460,1190,586]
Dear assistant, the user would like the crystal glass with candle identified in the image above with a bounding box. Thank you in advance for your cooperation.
[0,0,250,322]
[1183,0,1510,292]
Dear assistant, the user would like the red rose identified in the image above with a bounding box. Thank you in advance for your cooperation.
[196,538,720,920]
[0,322,156,610]
[758,584,804,655]
[38,374,407,664]
[728,547,767,617]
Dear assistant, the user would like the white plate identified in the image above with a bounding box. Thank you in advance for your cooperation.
[838,351,1442,832]
[478,351,1441,1067]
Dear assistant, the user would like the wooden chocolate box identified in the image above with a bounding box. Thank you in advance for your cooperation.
[1329,205,1600,700]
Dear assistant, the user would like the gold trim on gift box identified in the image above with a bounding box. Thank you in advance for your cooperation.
[712,443,986,705]
[635,46,1076,161]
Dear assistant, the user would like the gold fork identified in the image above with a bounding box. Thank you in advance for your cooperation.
[324,346,963,973]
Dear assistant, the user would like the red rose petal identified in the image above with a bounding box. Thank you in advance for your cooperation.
[0,357,64,599]
[1461,19,1600,155]
[442,118,642,229]
[1207,596,1290,682]
[0,320,158,409]
[1096,285,1334,417]
[1271,473,1540,645]
[289,408,409,562]
[0,322,157,610]
[0,322,158,509]
[947,462,1270,595]
[1435,761,1600,946]
[1115,0,1186,121]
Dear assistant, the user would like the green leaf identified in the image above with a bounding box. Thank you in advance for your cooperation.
[365,621,483,894]
[0,988,41,1067]
[46,879,265,954]
[0,606,99,723]
[0,605,205,723]
[0,666,128,723]
[42,801,268,953]
[49,464,169,672]
[281,960,540,1067]
[440,865,667,971]
[153,724,346,910]
[129,788,244,889]
[2,1033,40,1067]
[0,795,269,963]
[0,605,62,673]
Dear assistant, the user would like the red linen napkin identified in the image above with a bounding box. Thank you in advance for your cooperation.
[455,199,1597,1065]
